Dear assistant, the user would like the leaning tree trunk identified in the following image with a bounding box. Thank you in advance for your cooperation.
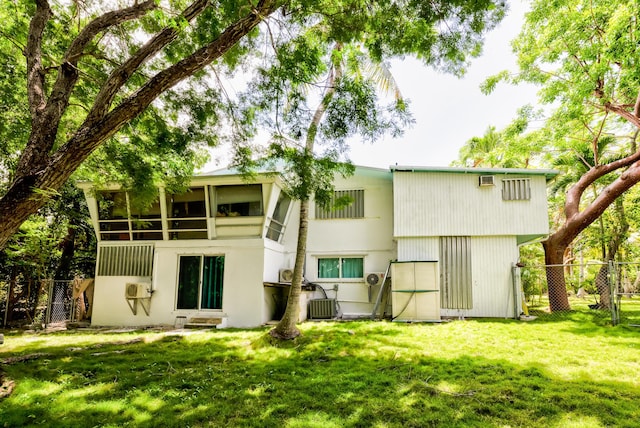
[270,200,309,340]
[269,46,343,340]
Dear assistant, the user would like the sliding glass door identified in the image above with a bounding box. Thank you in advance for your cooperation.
[177,255,224,310]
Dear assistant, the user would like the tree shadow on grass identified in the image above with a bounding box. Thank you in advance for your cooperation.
[1,327,638,427]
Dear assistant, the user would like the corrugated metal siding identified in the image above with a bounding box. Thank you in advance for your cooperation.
[439,237,472,309]
[440,236,518,318]
[97,244,154,276]
[397,237,439,261]
[393,172,549,237]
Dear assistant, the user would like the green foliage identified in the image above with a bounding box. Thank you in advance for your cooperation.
[237,0,505,202]
[474,0,640,270]
[0,183,96,283]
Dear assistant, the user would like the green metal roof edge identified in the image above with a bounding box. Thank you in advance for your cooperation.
[198,164,392,179]
[390,165,560,181]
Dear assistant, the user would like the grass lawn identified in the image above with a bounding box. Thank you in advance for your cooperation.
[1,319,639,427]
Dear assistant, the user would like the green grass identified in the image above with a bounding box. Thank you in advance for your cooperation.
[1,319,639,427]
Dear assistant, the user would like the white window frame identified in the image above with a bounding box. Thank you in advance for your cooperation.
[316,256,365,281]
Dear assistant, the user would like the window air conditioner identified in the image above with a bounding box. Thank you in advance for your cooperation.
[279,269,294,283]
[479,175,495,186]
[125,282,151,299]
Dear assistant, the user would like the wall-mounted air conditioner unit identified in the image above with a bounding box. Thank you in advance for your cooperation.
[366,273,385,286]
[479,175,495,186]
[125,282,151,299]
[279,268,294,283]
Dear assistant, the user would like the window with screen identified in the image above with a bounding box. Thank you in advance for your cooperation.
[214,184,263,217]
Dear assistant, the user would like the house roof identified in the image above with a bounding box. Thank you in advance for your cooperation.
[390,165,560,181]
[198,164,392,179]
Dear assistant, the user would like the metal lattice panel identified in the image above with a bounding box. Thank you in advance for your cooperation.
[97,244,154,276]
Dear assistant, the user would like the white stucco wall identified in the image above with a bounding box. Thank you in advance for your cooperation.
[305,167,396,316]
[91,239,266,328]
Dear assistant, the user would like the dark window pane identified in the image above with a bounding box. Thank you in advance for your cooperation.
[132,231,163,241]
[201,256,224,309]
[215,185,263,217]
[342,258,363,278]
[169,219,207,230]
[170,231,208,240]
[99,221,129,231]
[177,256,200,309]
[167,187,206,218]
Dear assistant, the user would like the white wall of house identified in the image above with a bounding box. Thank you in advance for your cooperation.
[91,239,267,328]
[457,236,519,318]
[393,171,551,238]
[91,275,154,326]
[305,167,395,316]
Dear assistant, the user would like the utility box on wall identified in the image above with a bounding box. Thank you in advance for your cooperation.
[391,261,440,321]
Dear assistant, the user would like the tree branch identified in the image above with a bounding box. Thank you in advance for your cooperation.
[44,0,159,146]
[85,0,208,126]
[603,101,640,129]
[26,0,52,120]
[46,0,279,183]
[564,148,640,219]
[572,161,640,229]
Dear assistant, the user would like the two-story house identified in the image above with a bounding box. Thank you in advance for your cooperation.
[78,165,556,328]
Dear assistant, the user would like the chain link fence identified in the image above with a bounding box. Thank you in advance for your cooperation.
[518,262,640,326]
[1,279,94,328]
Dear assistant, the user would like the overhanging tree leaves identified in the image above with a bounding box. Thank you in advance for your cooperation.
[233,1,507,338]
[0,0,279,249]
[0,0,509,253]
[487,0,640,311]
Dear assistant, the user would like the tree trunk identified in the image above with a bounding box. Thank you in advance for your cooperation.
[269,46,343,339]
[542,238,571,311]
[270,200,309,340]
[6,269,17,324]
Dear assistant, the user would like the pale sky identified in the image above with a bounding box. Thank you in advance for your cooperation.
[204,0,538,171]
[347,0,537,168]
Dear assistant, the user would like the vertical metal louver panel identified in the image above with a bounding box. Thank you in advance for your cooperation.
[97,244,154,276]
[502,178,531,201]
[315,190,364,219]
[439,236,472,309]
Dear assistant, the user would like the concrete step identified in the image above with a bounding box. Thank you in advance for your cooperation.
[183,317,225,329]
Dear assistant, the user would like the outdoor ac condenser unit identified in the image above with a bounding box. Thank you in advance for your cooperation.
[308,298,336,319]
[366,273,385,286]
[279,268,294,283]
[125,282,151,299]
